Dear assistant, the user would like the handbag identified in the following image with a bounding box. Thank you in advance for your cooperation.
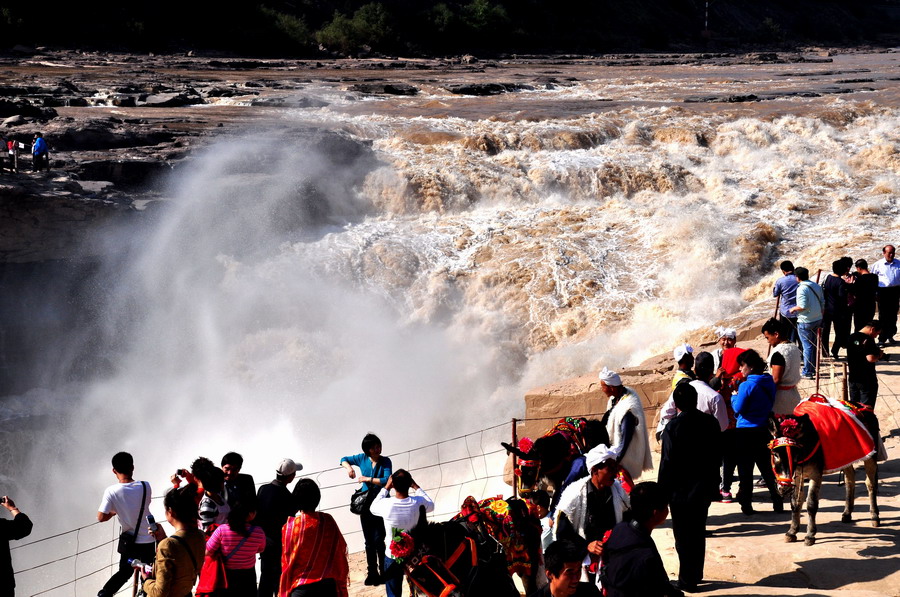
[117,481,148,555]
[349,461,382,515]
[196,527,255,596]
[195,552,228,596]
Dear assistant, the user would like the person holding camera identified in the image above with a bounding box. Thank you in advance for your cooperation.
[1,495,33,597]
[97,452,159,597]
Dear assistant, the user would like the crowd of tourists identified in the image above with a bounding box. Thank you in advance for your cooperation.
[1,246,894,597]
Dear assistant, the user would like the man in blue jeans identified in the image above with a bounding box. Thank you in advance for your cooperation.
[790,267,824,379]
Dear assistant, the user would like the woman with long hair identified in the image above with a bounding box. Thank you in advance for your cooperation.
[141,485,206,597]
[205,499,266,596]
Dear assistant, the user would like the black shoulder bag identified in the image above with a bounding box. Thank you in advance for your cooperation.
[118,481,148,554]
[350,462,382,515]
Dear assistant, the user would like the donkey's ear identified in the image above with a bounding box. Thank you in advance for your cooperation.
[768,415,780,438]
[501,442,528,459]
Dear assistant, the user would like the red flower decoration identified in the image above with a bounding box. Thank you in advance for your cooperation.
[780,418,801,439]
[518,437,534,453]
[389,531,415,561]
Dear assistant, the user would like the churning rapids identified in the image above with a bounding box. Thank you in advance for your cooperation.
[2,50,900,586]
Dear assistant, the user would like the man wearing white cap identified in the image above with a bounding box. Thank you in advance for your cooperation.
[554,444,629,580]
[598,368,653,482]
[256,458,301,597]
[671,344,695,389]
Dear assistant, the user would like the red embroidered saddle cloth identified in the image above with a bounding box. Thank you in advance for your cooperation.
[794,395,875,473]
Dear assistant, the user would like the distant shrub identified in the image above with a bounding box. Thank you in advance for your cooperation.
[316,3,395,55]
[260,5,312,48]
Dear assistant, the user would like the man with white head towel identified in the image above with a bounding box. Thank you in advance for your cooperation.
[598,368,653,483]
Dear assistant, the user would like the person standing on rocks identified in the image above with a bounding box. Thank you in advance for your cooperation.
[762,318,802,415]
[773,260,800,343]
[31,132,48,173]
[872,245,900,346]
[598,368,653,483]
[659,383,721,593]
[789,267,824,379]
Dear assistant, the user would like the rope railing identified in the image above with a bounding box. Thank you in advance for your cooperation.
[13,358,900,596]
[10,417,524,596]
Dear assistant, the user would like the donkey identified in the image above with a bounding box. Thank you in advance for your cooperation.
[768,411,879,546]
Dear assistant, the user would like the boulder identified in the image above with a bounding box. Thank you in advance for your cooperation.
[142,92,204,108]
[248,96,329,108]
[348,83,419,96]
[2,115,28,127]
[0,101,58,120]
[443,83,534,96]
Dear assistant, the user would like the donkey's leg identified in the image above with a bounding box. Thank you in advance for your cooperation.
[785,470,804,543]
[864,458,879,527]
[841,465,856,523]
[805,468,822,546]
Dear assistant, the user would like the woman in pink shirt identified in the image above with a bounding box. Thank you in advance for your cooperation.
[206,500,266,595]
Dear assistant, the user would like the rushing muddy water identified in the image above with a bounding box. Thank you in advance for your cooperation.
[4,50,900,591]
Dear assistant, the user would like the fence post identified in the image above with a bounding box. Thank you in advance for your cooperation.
[767,295,781,358]
[842,362,849,402]
[815,327,822,395]
[511,418,518,500]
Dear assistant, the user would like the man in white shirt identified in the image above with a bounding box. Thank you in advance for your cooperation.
[370,469,434,597]
[872,244,900,346]
[656,352,728,440]
[96,452,157,597]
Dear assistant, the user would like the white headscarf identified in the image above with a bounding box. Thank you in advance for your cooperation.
[715,326,737,340]
[598,367,622,386]
[585,444,615,470]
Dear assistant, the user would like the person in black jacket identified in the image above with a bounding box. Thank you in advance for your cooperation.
[659,383,722,592]
[1,495,33,597]
[603,482,681,597]
[221,452,257,508]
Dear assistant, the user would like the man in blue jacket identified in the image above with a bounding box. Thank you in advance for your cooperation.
[31,132,48,172]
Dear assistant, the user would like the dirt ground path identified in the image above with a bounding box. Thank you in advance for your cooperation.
[346,339,900,597]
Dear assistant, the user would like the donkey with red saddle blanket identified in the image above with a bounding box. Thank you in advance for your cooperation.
[768,394,880,546]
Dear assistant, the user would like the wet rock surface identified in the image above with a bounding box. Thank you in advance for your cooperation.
[1,47,897,263]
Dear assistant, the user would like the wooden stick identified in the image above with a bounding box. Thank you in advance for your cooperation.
[511,418,518,500]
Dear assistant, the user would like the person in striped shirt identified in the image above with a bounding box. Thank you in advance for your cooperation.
[206,500,266,596]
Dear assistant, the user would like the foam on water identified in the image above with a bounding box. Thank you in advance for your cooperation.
[6,58,900,589]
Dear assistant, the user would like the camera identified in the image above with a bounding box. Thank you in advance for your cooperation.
[0,497,7,505]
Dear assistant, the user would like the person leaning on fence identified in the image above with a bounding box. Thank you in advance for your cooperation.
[773,260,800,343]
[340,433,392,587]
[789,267,824,380]
[140,485,206,597]
[96,452,159,597]
[281,479,350,597]
[1,495,33,597]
